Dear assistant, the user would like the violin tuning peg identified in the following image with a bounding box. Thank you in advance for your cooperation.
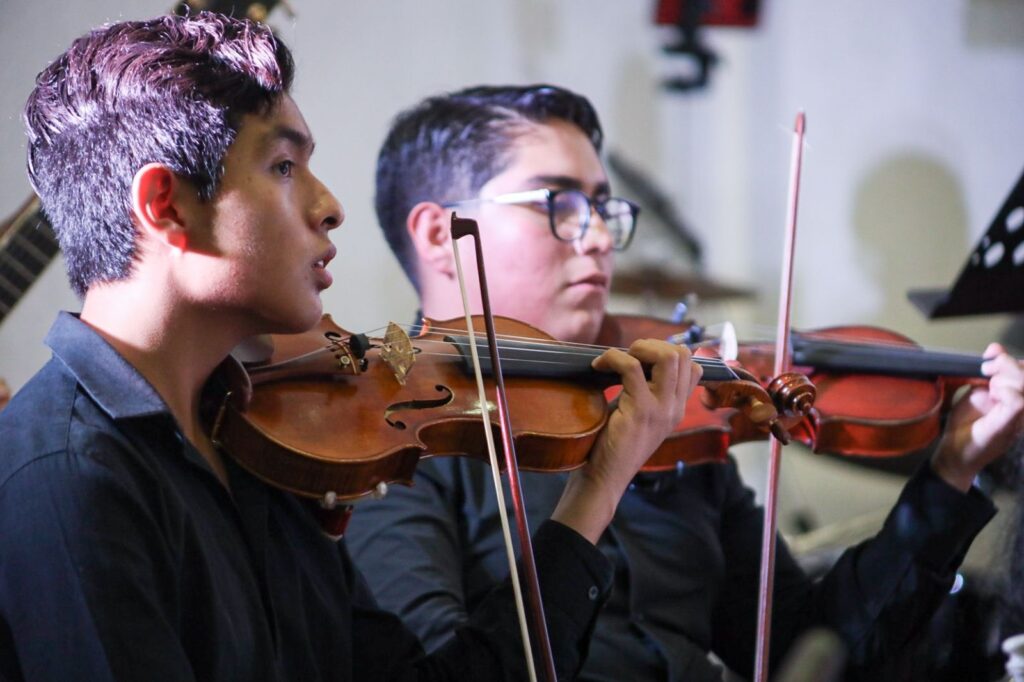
[769,421,791,445]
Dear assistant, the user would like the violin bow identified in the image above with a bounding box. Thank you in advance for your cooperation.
[449,215,558,682]
[753,112,806,682]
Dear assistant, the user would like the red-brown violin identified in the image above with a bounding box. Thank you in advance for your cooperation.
[209,313,816,503]
[601,314,988,469]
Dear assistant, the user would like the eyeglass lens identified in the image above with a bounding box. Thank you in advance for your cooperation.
[549,190,634,249]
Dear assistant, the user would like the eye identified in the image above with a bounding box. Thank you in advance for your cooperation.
[274,160,295,177]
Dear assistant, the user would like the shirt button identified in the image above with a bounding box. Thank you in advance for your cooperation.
[587,585,600,601]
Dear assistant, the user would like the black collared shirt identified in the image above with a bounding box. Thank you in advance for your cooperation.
[346,418,997,680]
[0,312,613,681]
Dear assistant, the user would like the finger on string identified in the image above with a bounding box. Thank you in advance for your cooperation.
[592,347,648,399]
[626,339,682,400]
[982,342,1006,362]
[988,370,1024,399]
[976,401,1024,447]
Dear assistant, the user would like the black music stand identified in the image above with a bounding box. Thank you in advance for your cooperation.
[908,165,1024,318]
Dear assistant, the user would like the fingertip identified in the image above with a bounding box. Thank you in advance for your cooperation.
[984,342,1005,360]
[591,349,611,371]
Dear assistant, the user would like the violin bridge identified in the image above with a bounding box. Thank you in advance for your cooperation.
[380,322,415,385]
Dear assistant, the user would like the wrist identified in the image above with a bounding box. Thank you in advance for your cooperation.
[551,470,620,545]
[929,451,975,493]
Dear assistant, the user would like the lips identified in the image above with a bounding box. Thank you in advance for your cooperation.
[571,272,609,288]
[314,244,337,270]
[313,244,336,289]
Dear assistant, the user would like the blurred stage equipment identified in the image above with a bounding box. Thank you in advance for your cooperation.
[606,150,754,302]
[611,265,753,301]
[654,0,761,92]
[608,151,703,263]
[909,165,1024,317]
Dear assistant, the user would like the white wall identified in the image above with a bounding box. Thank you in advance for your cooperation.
[1,0,1022,529]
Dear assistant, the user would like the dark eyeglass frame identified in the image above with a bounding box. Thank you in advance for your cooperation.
[443,188,640,251]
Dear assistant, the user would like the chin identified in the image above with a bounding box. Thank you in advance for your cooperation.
[261,299,323,336]
[556,309,603,345]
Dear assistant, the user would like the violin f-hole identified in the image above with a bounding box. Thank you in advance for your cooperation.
[384,385,455,429]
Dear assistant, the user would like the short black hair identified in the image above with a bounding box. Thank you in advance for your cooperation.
[374,84,603,291]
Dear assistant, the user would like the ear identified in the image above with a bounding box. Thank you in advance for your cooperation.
[407,201,456,278]
[131,163,189,251]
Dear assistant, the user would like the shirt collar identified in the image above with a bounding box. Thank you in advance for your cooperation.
[45,311,173,421]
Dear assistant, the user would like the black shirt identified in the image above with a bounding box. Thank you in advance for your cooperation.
[0,312,613,681]
[346,427,997,680]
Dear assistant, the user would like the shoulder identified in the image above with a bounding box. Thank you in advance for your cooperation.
[0,358,157,498]
[0,359,79,483]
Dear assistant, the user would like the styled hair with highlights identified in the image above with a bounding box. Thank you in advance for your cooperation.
[374,84,604,291]
[24,12,294,296]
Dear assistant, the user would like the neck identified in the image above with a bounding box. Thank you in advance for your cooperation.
[419,280,601,346]
[80,281,244,443]
[420,276,476,327]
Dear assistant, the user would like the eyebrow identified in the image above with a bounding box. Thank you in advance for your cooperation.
[526,174,611,196]
[263,124,316,155]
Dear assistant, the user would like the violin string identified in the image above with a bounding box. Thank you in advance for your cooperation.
[409,346,733,372]
[367,322,681,355]
[245,347,332,373]
[403,337,733,372]
[368,321,980,359]
[364,322,721,360]
[717,323,982,357]
[408,324,634,353]
[407,334,733,368]
[247,327,735,376]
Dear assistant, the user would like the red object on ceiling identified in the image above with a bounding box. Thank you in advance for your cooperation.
[654,0,761,28]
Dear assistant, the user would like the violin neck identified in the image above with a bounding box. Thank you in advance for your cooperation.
[444,334,737,383]
[792,336,985,378]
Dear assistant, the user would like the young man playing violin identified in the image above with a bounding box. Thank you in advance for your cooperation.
[345,84,1024,680]
[0,16,701,681]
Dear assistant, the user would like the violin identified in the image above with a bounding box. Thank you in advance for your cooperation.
[736,325,986,457]
[209,313,815,503]
[602,315,989,467]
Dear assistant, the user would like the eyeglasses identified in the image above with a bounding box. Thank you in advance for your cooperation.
[443,188,639,251]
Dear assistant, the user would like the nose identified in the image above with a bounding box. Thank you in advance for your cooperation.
[312,175,344,232]
[574,207,614,256]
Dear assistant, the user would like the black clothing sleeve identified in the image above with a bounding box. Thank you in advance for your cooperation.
[709,460,995,679]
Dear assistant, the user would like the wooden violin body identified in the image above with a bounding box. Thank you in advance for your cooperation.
[214,315,609,502]
[212,313,810,502]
